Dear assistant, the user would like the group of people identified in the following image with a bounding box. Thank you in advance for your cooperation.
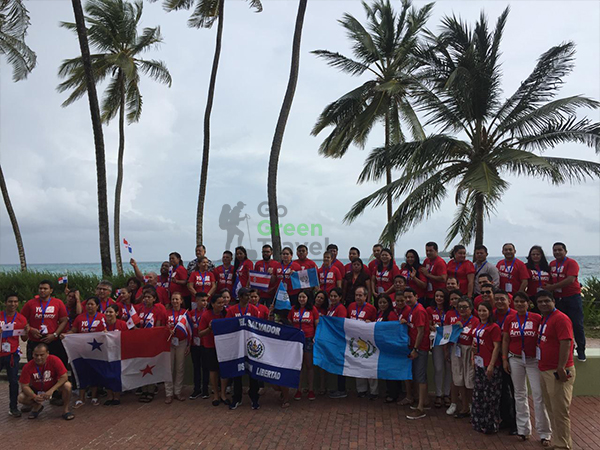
[0,241,584,450]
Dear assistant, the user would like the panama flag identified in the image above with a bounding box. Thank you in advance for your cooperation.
[125,305,141,329]
[123,239,132,254]
[62,328,172,392]
[433,324,462,347]
[274,281,292,310]
[1,323,25,339]
[291,268,319,290]
[58,276,68,285]
[314,316,412,380]
[249,271,271,291]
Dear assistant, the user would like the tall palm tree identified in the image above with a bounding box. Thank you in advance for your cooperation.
[346,7,600,250]
[267,0,308,259]
[311,0,432,226]
[156,0,262,245]
[0,0,37,271]
[58,0,172,275]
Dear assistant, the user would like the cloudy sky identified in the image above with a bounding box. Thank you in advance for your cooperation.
[1,0,599,265]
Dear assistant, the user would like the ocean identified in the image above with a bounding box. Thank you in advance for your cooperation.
[1,256,598,279]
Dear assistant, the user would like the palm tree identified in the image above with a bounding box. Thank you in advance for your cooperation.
[156,0,262,245]
[311,0,432,226]
[58,0,172,275]
[267,0,308,259]
[0,0,37,271]
[345,7,600,250]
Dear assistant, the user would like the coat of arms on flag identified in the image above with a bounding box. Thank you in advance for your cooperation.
[291,268,319,290]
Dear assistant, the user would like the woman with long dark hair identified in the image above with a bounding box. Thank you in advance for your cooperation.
[525,245,551,299]
[342,258,371,305]
[399,249,427,300]
[428,289,452,408]
[371,249,400,296]
[233,246,253,299]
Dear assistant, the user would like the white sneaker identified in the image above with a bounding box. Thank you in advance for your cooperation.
[446,403,457,415]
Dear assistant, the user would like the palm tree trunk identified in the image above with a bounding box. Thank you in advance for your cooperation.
[71,0,112,276]
[196,0,224,246]
[267,0,308,260]
[114,71,125,275]
[0,164,27,271]
[474,193,484,249]
[385,111,393,253]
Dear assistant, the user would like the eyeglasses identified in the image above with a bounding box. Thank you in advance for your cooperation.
[482,290,492,294]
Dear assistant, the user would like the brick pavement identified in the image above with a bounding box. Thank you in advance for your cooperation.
[1,382,598,450]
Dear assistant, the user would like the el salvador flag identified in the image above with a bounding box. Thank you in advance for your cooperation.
[314,316,412,380]
[274,281,292,310]
[291,268,319,290]
[433,324,462,347]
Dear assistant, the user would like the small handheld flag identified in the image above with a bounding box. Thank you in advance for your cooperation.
[291,268,319,290]
[125,305,141,329]
[433,324,462,347]
[249,271,271,291]
[58,276,68,285]
[274,282,292,311]
[123,239,132,254]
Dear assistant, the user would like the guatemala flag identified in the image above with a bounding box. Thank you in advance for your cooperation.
[212,316,304,388]
[433,324,462,347]
[314,316,412,380]
[62,328,172,392]
[274,281,292,310]
[291,268,319,290]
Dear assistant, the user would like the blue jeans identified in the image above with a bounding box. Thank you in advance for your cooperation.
[556,293,586,352]
[0,352,19,409]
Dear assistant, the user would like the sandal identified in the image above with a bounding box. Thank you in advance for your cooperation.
[28,405,44,419]
[281,401,290,409]
[434,396,442,408]
[74,400,84,409]
[91,398,100,406]
[212,399,220,406]
[165,396,173,404]
[541,439,551,447]
[444,396,451,407]
[398,397,415,406]
[62,412,75,421]
[518,435,529,441]
[138,393,152,403]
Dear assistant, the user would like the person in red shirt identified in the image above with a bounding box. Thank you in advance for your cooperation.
[198,293,228,407]
[367,244,383,277]
[254,244,280,306]
[21,280,69,363]
[250,289,270,320]
[63,287,82,333]
[525,246,551,299]
[427,289,451,409]
[342,259,371,305]
[214,251,235,293]
[233,246,254,298]
[18,343,73,420]
[446,276,459,291]
[168,252,191,308]
[501,292,551,444]
[115,286,139,329]
[157,261,171,289]
[535,290,576,450]
[319,251,343,293]
[90,280,117,313]
[274,247,303,304]
[344,247,371,277]
[189,292,209,400]
[372,248,401,296]
[446,245,476,298]
[471,301,502,434]
[326,244,346,279]
[376,294,399,322]
[420,242,448,307]
[496,243,530,295]
[326,288,346,318]
[390,275,407,306]
[474,283,495,316]
[164,292,190,404]
[130,259,170,305]
[399,249,427,301]
[289,290,320,401]
[137,287,168,331]
[545,242,585,362]
[103,305,128,406]
[187,256,217,298]
[294,244,318,271]
[1,294,29,417]
[314,290,329,317]
[400,288,430,419]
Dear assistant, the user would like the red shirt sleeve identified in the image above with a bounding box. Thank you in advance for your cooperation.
[565,259,579,277]
[518,260,531,280]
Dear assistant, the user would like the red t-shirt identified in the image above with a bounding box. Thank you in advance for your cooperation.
[494,308,517,331]
[426,306,448,327]
[136,303,168,328]
[538,309,574,371]
[254,260,280,299]
[503,312,542,357]
[0,311,27,356]
[368,259,380,276]
[496,258,530,294]
[473,323,502,367]
[214,265,235,292]
[443,309,460,325]
[345,262,371,277]
[526,267,551,297]
[318,265,342,293]
[473,295,483,316]
[72,312,107,333]
[274,261,303,295]
[234,260,254,290]
[188,271,217,294]
[288,306,319,338]
[423,257,447,298]
[455,315,480,346]
[20,297,68,342]
[255,303,270,320]
[327,303,347,318]
[135,285,169,306]
[399,267,426,298]
[166,308,190,341]
[105,319,128,331]
[396,304,409,318]
[401,304,430,351]
[198,309,226,348]
[346,302,377,322]
[169,265,190,297]
[376,310,399,322]
[225,303,259,318]
[372,264,401,294]
[550,258,581,298]
[294,258,318,271]
[19,355,67,392]
[446,260,476,296]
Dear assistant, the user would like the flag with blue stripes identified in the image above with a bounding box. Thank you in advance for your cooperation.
[291,268,319,290]
[274,281,292,310]
[433,324,462,347]
[212,316,304,388]
[314,316,412,380]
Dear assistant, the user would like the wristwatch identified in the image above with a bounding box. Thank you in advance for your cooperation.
[53,332,59,338]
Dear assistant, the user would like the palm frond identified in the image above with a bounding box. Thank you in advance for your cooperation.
[0,30,36,80]
[311,50,371,76]
[135,59,172,86]
[188,0,219,28]
[516,117,600,153]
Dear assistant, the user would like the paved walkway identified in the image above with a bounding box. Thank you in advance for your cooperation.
[1,383,598,449]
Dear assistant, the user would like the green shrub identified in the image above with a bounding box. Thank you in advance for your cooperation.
[582,276,600,327]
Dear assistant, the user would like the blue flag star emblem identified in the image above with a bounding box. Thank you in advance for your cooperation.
[88,338,103,351]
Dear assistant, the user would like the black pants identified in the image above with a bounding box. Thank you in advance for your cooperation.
[500,369,517,431]
[386,380,403,399]
[191,346,209,395]
[337,375,346,392]
[232,375,260,404]
[0,352,19,409]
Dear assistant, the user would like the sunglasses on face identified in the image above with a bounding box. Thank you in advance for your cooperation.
[482,290,492,294]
